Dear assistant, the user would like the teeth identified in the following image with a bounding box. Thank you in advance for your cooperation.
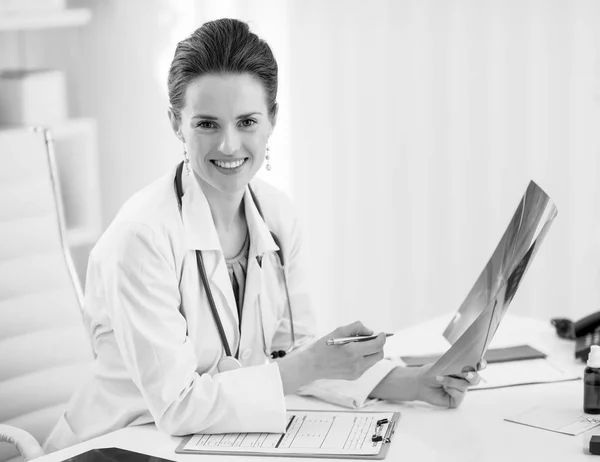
[215,159,244,169]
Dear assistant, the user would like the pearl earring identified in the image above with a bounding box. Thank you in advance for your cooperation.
[183,145,191,176]
[265,143,271,171]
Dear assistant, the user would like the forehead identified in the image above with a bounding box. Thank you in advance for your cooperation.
[183,73,268,117]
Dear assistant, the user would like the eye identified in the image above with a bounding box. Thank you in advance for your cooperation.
[196,120,217,129]
[239,118,257,128]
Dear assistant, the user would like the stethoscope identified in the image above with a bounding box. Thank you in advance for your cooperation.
[174,161,297,373]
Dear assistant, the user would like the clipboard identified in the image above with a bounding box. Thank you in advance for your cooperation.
[175,410,400,460]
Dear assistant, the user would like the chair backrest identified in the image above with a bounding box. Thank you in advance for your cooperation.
[0,128,93,462]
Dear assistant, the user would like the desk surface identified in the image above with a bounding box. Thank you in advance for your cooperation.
[38,314,595,462]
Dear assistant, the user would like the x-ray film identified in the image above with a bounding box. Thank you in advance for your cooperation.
[426,181,558,377]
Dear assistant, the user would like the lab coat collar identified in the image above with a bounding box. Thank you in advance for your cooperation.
[179,169,280,259]
[244,183,280,262]
[180,170,221,251]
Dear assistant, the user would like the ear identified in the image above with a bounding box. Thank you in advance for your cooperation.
[167,107,185,143]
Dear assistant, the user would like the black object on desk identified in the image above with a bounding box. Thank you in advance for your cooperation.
[590,435,600,455]
[576,331,600,362]
[551,314,600,362]
[400,344,546,367]
[61,448,176,462]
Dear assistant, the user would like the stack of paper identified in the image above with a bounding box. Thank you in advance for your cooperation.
[471,358,580,390]
[506,405,600,435]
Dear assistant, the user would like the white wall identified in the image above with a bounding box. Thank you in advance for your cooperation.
[67,0,293,225]
[27,0,599,334]
[67,0,182,225]
[286,0,600,333]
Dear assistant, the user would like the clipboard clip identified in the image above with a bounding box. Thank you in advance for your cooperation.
[371,418,396,443]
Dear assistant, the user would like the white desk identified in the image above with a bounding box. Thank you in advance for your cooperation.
[37,314,595,462]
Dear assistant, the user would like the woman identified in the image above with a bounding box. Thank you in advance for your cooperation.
[45,18,479,451]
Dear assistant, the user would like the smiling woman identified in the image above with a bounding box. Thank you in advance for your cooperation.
[42,18,480,453]
[166,18,278,199]
[169,73,273,200]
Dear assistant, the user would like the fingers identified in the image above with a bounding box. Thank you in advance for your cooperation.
[362,350,385,367]
[351,350,384,379]
[334,321,373,337]
[443,385,466,409]
[443,371,481,386]
[435,375,472,391]
[318,323,385,381]
[341,334,385,380]
[436,373,475,409]
[349,332,387,356]
[463,360,487,372]
[465,371,481,385]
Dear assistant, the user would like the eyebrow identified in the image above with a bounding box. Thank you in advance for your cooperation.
[191,112,262,120]
[237,112,262,119]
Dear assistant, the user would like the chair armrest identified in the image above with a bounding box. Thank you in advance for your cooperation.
[0,424,44,461]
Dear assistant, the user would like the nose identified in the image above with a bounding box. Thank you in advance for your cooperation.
[218,126,241,156]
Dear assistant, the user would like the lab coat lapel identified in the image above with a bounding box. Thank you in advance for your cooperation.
[241,186,280,353]
[180,172,239,332]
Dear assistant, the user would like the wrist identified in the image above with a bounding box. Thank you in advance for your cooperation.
[300,345,322,383]
[278,348,319,394]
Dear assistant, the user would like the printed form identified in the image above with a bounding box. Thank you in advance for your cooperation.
[180,411,396,456]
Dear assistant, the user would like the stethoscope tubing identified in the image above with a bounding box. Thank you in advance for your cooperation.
[247,185,297,357]
[196,248,235,358]
[174,161,296,361]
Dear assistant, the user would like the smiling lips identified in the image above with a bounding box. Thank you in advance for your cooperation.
[212,159,247,169]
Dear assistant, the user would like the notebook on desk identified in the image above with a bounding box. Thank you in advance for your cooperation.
[401,344,547,367]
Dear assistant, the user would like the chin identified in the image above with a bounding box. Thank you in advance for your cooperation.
[214,178,249,195]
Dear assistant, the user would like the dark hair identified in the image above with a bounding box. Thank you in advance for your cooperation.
[168,18,278,120]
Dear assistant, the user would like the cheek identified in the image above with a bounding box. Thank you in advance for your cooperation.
[245,132,268,155]
[188,135,215,158]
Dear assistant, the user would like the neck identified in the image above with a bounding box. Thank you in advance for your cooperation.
[198,178,245,231]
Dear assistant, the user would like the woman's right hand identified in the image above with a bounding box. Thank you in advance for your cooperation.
[278,321,386,394]
[306,321,387,381]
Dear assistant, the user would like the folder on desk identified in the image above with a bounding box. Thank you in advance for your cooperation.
[175,410,400,460]
[426,181,558,377]
[401,344,547,367]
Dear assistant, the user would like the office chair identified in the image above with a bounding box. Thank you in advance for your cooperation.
[0,128,93,462]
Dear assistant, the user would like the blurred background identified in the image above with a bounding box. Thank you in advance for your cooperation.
[1,0,599,335]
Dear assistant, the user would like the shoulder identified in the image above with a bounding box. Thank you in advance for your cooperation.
[116,167,179,229]
[91,166,182,266]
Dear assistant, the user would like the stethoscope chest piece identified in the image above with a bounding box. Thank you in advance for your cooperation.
[217,356,242,373]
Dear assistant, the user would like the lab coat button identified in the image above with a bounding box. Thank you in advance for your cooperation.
[241,349,252,360]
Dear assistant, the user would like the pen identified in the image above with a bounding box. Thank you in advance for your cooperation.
[326,333,394,346]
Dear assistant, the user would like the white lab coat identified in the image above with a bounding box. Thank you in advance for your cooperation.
[44,165,397,452]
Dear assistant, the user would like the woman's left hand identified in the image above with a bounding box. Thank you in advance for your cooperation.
[414,365,481,408]
[370,361,486,406]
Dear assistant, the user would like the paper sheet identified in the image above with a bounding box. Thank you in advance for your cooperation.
[180,411,395,456]
[471,358,581,390]
[506,406,600,435]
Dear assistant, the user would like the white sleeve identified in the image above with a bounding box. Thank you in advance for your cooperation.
[269,200,396,408]
[297,360,397,408]
[90,222,286,435]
